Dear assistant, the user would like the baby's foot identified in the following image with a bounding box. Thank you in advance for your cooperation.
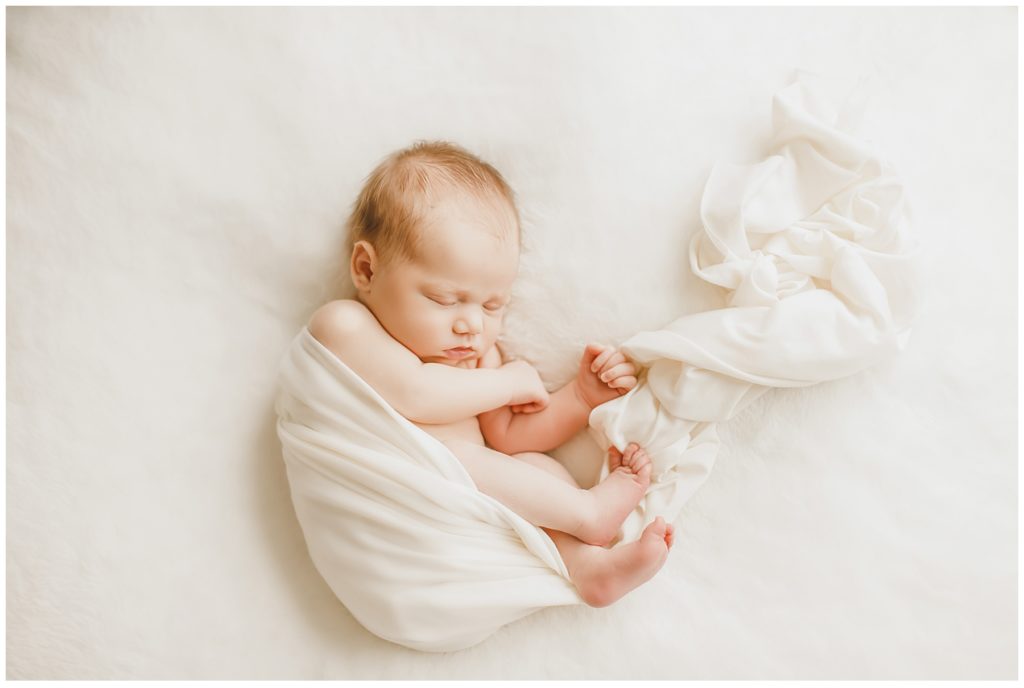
[575,443,651,546]
[607,442,649,473]
[573,516,675,608]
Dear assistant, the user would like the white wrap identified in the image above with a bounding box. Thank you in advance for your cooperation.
[275,329,580,652]
[275,74,918,651]
[590,74,920,543]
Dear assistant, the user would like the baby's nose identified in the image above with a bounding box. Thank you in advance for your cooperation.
[454,314,482,334]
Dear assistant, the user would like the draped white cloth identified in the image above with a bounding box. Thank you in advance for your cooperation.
[275,74,918,650]
[275,328,580,652]
[590,74,920,543]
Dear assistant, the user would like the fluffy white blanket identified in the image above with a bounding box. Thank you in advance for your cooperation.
[7,7,1015,679]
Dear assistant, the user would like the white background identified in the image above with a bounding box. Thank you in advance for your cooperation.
[7,6,1016,679]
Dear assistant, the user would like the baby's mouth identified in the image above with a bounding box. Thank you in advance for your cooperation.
[443,346,476,360]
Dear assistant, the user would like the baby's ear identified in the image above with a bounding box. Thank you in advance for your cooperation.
[350,241,376,289]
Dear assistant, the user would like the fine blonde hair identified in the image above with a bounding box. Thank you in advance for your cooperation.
[345,140,521,266]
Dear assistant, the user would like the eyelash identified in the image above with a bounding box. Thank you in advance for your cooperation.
[428,295,504,312]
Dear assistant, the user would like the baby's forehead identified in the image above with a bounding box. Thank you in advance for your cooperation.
[412,191,517,246]
[411,222,519,294]
[420,188,517,236]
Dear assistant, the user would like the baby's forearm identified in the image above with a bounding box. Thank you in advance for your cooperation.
[407,363,514,425]
[482,381,592,455]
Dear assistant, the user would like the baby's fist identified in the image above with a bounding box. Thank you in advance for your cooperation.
[503,359,550,413]
[574,343,638,409]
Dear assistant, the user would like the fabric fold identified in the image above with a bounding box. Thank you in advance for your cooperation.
[276,328,579,652]
[589,73,920,543]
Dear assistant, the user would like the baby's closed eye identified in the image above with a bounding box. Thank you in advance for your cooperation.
[425,293,456,306]
[424,292,505,312]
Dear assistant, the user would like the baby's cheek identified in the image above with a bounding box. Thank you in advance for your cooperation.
[424,310,449,336]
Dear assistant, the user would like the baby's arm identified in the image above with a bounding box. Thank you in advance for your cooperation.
[478,343,637,455]
[309,300,547,424]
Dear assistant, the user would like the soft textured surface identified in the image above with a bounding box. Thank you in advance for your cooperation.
[6,6,1016,679]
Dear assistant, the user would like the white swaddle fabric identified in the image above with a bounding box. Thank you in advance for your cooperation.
[590,74,920,544]
[275,74,918,651]
[275,329,580,652]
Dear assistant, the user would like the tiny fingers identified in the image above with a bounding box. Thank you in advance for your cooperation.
[597,351,626,373]
[589,345,614,373]
[598,361,635,384]
[611,375,637,392]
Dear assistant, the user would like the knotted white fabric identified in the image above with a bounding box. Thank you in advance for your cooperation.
[275,74,918,651]
[590,74,920,543]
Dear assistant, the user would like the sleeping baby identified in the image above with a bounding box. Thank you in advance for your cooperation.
[309,140,673,607]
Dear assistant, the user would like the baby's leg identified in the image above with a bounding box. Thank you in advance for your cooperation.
[465,444,674,606]
[444,440,650,545]
[514,450,676,605]
[512,451,579,487]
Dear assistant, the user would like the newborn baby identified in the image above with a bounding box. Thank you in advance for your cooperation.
[310,141,673,606]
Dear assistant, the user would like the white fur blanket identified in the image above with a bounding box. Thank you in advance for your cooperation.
[7,6,1015,679]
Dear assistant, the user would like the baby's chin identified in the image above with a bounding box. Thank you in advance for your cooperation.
[421,354,478,369]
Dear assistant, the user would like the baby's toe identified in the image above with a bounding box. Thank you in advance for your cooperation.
[642,516,668,541]
[636,459,651,484]
[607,446,624,471]
[630,448,647,470]
[629,445,651,471]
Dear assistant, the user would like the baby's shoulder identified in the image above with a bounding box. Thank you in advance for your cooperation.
[308,299,377,353]
[309,299,371,332]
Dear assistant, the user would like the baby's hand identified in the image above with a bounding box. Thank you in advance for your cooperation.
[502,359,550,414]
[574,343,638,409]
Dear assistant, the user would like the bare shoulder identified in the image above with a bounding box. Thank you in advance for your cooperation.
[307,299,386,366]
[308,299,374,343]
[306,298,422,397]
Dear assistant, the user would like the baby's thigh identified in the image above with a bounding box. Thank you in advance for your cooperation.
[512,452,579,488]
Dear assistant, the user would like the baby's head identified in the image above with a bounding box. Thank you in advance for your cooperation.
[347,141,521,366]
